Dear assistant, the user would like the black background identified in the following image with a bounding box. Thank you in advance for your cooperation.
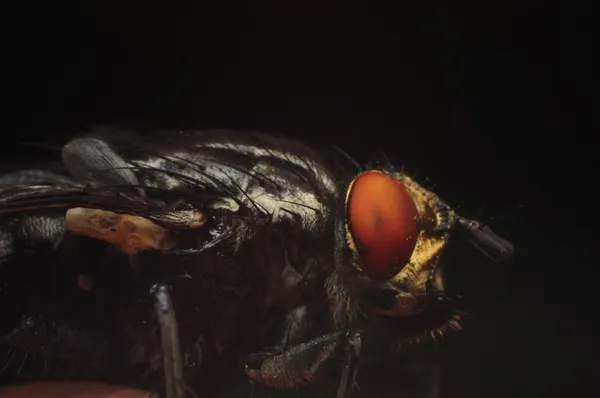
[3,2,594,398]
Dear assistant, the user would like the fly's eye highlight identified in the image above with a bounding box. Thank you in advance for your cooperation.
[347,171,418,280]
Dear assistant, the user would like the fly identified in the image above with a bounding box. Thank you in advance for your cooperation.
[0,127,514,397]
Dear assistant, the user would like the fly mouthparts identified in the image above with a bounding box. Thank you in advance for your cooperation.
[455,217,515,262]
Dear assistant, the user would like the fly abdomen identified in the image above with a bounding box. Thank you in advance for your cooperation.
[16,214,65,251]
[2,315,114,371]
[0,212,66,265]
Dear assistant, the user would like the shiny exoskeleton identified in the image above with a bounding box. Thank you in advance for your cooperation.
[0,128,514,398]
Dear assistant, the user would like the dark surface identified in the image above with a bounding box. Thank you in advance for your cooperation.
[3,2,593,398]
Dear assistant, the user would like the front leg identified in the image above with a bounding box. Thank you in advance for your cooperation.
[245,329,362,398]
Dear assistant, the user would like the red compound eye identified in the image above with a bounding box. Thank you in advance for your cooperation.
[347,171,418,280]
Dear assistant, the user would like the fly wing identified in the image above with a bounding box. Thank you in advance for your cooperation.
[0,183,202,230]
[0,132,247,259]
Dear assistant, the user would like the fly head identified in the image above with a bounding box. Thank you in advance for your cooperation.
[332,168,515,342]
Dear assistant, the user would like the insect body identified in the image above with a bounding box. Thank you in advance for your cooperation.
[0,128,514,397]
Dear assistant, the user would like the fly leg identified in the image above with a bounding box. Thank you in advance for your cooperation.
[245,329,362,398]
[151,283,187,398]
